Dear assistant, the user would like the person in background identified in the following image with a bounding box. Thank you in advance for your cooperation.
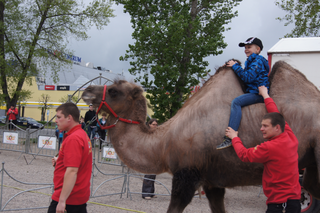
[58,130,64,150]
[55,126,64,151]
[96,113,108,150]
[80,117,85,130]
[142,118,158,200]
[48,102,92,213]
[84,104,97,139]
[7,105,18,130]
[225,86,301,213]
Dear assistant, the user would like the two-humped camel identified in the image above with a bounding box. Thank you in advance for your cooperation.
[82,61,320,213]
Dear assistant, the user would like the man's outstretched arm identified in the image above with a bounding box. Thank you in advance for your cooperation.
[259,86,294,135]
[258,86,279,113]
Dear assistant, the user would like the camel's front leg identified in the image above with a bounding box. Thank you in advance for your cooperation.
[167,168,200,213]
[203,185,226,213]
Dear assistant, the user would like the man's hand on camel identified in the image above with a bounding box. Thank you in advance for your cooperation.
[225,127,238,139]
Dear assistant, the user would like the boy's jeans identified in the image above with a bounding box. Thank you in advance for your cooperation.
[228,93,264,131]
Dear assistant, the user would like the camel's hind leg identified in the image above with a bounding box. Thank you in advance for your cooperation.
[167,168,200,213]
[303,143,320,199]
[203,185,226,213]
[303,166,320,199]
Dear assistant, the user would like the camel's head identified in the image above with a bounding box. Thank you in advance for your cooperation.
[81,80,145,116]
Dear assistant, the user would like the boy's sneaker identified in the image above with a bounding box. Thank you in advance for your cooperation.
[216,136,232,150]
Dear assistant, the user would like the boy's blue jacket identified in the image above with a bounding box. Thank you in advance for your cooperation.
[232,53,270,94]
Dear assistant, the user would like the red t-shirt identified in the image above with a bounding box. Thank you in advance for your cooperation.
[232,98,301,204]
[52,124,92,205]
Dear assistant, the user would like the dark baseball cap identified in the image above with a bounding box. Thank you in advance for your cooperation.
[239,37,263,50]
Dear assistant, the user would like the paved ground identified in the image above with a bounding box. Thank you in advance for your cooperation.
[0,149,268,213]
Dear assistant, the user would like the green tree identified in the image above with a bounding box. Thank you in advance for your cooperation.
[0,60,33,109]
[117,0,241,122]
[0,0,114,110]
[276,0,320,37]
[38,94,53,121]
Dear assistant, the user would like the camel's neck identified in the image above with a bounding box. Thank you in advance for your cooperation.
[109,123,167,174]
[108,97,167,174]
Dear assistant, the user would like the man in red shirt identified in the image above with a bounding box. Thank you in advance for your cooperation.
[7,105,18,130]
[225,86,301,213]
[48,103,92,213]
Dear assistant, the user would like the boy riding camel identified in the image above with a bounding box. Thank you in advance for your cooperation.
[217,37,270,149]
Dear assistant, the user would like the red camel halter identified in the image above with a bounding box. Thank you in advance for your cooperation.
[95,85,140,129]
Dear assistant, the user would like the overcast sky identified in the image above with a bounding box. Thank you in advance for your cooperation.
[68,0,294,81]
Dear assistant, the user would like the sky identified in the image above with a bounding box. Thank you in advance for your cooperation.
[68,0,294,81]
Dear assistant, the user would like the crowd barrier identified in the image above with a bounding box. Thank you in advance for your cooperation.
[0,122,57,157]
[0,124,169,212]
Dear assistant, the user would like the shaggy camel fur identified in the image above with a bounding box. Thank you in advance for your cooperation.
[82,61,320,213]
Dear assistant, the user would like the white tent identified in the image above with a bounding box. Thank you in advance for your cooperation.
[268,37,320,89]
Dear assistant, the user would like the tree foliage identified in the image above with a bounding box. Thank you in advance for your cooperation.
[276,0,320,37]
[117,0,241,123]
[0,0,114,109]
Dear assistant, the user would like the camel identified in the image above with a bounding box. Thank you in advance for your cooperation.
[81,61,320,213]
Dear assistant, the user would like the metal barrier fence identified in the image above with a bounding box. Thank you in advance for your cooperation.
[0,162,54,212]
[0,122,57,165]
[127,173,171,199]
[0,127,171,212]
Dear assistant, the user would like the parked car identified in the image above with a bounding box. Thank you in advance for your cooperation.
[0,115,6,124]
[16,117,44,129]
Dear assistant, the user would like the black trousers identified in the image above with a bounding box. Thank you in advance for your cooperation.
[142,175,156,198]
[97,128,106,149]
[48,200,87,213]
[9,120,17,130]
[266,199,301,213]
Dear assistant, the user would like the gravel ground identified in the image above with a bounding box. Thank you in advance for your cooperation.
[0,149,268,213]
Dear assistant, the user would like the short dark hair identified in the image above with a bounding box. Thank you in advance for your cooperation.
[262,112,285,132]
[56,102,80,123]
